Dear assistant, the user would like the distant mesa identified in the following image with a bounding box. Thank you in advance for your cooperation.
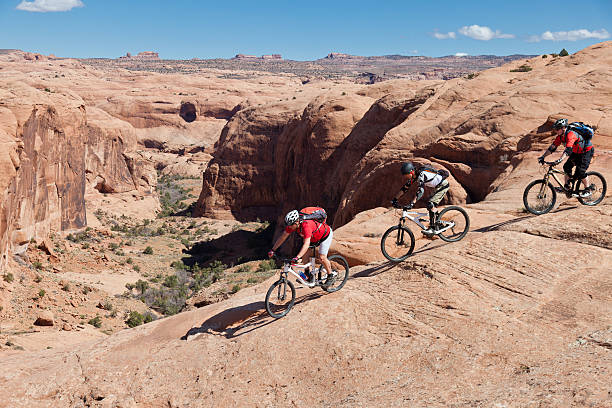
[234,54,282,60]
[325,52,353,59]
[118,51,160,61]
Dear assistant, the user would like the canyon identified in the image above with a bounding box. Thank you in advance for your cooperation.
[0,42,611,407]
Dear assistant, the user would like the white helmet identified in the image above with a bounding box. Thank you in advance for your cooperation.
[284,210,300,226]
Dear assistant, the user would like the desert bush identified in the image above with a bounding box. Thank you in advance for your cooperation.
[32,261,43,270]
[126,311,144,327]
[230,284,241,294]
[257,259,276,272]
[88,315,102,328]
[510,65,532,73]
[3,273,14,283]
[38,289,45,299]
[163,275,179,288]
[559,48,569,57]
[143,246,154,255]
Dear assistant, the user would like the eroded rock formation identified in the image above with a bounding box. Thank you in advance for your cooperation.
[194,42,612,229]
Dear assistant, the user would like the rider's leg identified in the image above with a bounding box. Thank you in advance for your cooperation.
[427,181,449,230]
[563,157,575,190]
[577,149,594,190]
[317,229,334,279]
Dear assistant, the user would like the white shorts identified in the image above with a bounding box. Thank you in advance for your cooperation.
[317,228,333,256]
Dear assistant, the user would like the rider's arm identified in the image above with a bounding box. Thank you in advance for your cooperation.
[295,236,311,260]
[271,231,290,251]
[393,181,411,200]
[410,174,425,205]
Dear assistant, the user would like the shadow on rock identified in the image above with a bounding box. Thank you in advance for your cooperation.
[182,223,274,268]
[182,292,323,339]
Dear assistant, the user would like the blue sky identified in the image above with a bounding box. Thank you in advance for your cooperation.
[1,0,610,60]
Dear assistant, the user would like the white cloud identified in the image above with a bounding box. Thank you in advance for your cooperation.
[458,25,515,40]
[528,28,610,42]
[455,53,469,57]
[16,0,84,12]
[433,30,456,40]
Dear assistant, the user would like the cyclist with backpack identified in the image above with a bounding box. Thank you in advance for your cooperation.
[391,162,450,235]
[538,118,595,198]
[268,207,337,286]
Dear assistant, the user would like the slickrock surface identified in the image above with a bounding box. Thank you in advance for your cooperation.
[1,202,610,407]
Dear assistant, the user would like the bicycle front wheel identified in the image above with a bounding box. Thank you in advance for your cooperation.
[380,225,415,262]
[578,171,607,206]
[523,179,557,215]
[265,279,296,319]
[437,206,470,242]
[322,254,349,293]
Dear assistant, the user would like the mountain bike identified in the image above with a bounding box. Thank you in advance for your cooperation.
[380,204,470,262]
[523,160,606,215]
[265,247,349,319]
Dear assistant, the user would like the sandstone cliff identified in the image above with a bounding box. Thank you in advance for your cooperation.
[194,42,612,229]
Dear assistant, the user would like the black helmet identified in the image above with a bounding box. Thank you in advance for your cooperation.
[400,162,415,175]
[553,118,568,130]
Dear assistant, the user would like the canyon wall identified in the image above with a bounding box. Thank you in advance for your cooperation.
[194,42,612,227]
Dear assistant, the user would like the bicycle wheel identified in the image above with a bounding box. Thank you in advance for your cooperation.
[321,254,349,293]
[436,206,470,242]
[523,179,557,215]
[380,225,415,262]
[265,279,296,319]
[578,171,607,206]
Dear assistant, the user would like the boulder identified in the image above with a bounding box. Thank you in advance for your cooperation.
[34,310,54,326]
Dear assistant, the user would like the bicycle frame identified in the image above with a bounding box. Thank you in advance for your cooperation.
[397,208,456,235]
[542,165,567,189]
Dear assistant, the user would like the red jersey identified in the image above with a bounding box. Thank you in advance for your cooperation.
[285,220,330,243]
[553,130,593,154]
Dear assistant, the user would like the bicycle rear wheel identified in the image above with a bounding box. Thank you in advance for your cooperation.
[578,171,607,206]
[380,225,415,262]
[436,206,470,242]
[523,179,557,215]
[321,254,349,293]
[265,279,296,318]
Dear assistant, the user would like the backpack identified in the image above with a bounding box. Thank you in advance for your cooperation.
[298,206,329,244]
[566,122,594,142]
[418,166,450,183]
[299,207,327,223]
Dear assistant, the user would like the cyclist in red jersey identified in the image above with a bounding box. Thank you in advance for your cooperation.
[268,210,336,285]
[538,118,595,197]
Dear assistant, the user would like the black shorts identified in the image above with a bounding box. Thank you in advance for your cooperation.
[564,149,594,179]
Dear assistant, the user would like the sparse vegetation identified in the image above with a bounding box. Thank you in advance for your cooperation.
[143,246,154,255]
[3,273,14,283]
[38,289,45,299]
[88,315,102,328]
[559,48,569,57]
[510,65,532,73]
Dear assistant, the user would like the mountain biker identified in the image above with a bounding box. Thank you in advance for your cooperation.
[268,210,336,286]
[391,162,450,235]
[538,118,595,198]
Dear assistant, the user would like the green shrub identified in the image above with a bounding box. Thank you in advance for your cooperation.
[510,65,532,73]
[163,275,179,288]
[3,273,14,283]
[230,284,241,294]
[88,315,102,328]
[32,261,43,270]
[126,311,144,327]
[257,259,276,272]
[38,289,45,299]
[559,48,569,57]
[143,246,154,255]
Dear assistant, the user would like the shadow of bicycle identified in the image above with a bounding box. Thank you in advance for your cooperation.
[181,292,324,340]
